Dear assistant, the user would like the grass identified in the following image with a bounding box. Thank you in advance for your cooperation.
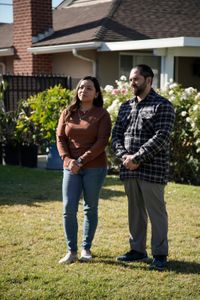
[0,165,200,300]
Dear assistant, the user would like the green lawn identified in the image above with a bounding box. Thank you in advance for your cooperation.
[0,165,199,300]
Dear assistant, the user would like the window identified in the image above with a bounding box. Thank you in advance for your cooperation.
[120,54,161,89]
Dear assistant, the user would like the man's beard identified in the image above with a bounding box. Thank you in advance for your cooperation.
[133,82,147,96]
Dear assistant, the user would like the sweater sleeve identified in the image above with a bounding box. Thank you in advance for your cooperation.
[80,110,112,164]
[56,109,72,165]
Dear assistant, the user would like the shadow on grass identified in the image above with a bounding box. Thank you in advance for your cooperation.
[100,187,125,201]
[0,165,125,205]
[92,256,200,274]
[168,260,200,274]
[0,186,125,206]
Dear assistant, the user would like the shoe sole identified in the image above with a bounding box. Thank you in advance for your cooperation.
[59,258,78,264]
[149,264,167,271]
[116,257,151,263]
[79,257,92,262]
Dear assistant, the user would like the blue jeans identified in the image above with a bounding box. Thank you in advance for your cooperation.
[62,167,107,252]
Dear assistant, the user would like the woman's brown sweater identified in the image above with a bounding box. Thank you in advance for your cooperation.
[56,106,112,168]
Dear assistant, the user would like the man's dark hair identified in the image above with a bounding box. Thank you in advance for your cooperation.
[135,64,154,79]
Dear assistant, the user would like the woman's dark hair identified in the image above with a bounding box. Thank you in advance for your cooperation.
[65,76,103,121]
[135,64,154,79]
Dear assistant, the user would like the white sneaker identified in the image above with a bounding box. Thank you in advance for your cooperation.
[80,249,92,262]
[58,252,78,264]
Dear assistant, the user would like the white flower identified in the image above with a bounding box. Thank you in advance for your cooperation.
[193,104,199,111]
[180,93,187,101]
[107,99,121,114]
[169,90,174,96]
[104,85,114,92]
[195,93,200,100]
[184,87,197,96]
[170,95,176,102]
[186,117,191,123]
[120,75,127,81]
[195,138,200,145]
[169,82,178,89]
[181,111,187,117]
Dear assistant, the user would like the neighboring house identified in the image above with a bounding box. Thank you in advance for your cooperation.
[0,0,200,89]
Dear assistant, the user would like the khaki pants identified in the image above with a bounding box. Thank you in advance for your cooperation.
[124,178,168,256]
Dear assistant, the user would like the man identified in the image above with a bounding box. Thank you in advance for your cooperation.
[112,64,175,271]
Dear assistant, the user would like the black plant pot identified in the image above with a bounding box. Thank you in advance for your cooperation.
[4,143,20,166]
[20,144,38,168]
[0,143,3,165]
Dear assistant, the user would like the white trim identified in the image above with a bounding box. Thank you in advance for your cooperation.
[99,37,200,52]
[0,48,14,56]
[28,37,200,55]
[28,42,102,54]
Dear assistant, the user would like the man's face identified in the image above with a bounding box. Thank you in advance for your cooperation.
[129,68,148,96]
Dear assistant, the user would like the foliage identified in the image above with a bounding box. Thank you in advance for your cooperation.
[16,85,73,145]
[0,77,7,103]
[160,81,200,185]
[103,77,200,185]
[0,166,199,300]
[15,99,38,146]
[1,110,20,145]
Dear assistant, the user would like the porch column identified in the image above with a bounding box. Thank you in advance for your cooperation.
[154,48,175,90]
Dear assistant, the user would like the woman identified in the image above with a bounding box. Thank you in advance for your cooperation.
[56,76,111,264]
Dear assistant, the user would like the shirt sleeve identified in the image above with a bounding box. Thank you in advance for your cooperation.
[56,109,72,165]
[133,102,175,163]
[112,102,130,159]
[80,110,112,164]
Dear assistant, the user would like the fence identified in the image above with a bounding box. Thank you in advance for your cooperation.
[3,74,72,111]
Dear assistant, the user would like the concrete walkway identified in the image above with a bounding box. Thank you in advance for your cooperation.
[37,155,47,169]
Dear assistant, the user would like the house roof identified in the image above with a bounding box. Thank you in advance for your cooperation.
[102,0,200,41]
[32,0,200,47]
[33,0,114,47]
[1,0,200,53]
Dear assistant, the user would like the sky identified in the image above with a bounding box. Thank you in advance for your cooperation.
[0,0,63,23]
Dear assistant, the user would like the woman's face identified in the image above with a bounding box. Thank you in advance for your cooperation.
[77,79,98,104]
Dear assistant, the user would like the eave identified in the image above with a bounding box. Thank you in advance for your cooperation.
[0,47,14,56]
[99,37,200,51]
[27,37,200,55]
[28,41,102,54]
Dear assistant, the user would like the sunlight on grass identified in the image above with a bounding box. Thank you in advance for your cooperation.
[0,166,199,300]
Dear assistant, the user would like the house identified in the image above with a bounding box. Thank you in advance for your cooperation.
[0,0,200,89]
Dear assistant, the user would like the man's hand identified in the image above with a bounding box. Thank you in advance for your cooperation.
[122,154,140,170]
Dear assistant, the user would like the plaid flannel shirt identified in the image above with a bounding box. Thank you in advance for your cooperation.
[112,89,175,184]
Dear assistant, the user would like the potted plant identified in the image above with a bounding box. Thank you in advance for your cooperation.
[25,85,73,169]
[0,78,7,164]
[0,108,4,164]
[2,110,21,166]
[15,99,39,168]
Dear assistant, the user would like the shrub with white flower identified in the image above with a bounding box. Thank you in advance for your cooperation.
[158,81,200,184]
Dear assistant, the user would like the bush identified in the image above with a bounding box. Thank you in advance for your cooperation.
[103,77,200,185]
[16,85,74,146]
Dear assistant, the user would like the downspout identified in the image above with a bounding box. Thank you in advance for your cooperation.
[0,62,6,74]
[72,49,96,76]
